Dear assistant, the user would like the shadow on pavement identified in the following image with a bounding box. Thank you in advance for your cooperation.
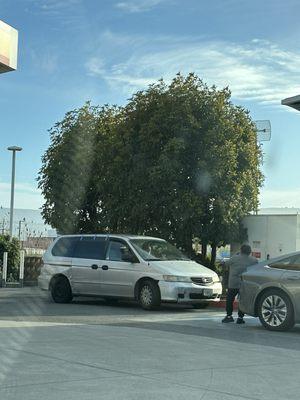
[1,288,300,354]
[0,288,195,318]
[111,318,300,352]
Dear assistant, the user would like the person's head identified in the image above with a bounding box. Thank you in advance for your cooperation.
[240,244,251,256]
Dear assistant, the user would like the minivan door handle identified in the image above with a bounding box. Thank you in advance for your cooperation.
[102,265,109,270]
[91,264,99,270]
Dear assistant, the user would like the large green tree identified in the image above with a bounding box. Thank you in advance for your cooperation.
[38,103,121,234]
[38,74,263,264]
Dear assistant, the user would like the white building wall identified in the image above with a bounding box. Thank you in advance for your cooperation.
[242,214,298,261]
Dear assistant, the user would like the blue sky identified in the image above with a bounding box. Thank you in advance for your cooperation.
[0,0,300,210]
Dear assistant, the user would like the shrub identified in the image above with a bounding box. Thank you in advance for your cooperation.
[0,235,20,281]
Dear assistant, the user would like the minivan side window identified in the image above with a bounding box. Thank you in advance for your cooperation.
[73,237,107,260]
[106,239,139,263]
[52,237,77,257]
[269,255,300,271]
[108,241,131,261]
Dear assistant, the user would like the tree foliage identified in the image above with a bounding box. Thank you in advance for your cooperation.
[38,74,263,263]
[0,235,20,281]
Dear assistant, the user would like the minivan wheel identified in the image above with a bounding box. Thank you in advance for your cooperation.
[51,277,73,304]
[138,280,161,310]
[258,289,294,331]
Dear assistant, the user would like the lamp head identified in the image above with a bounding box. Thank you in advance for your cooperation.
[7,146,22,151]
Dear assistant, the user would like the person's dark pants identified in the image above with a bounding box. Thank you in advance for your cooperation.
[226,288,244,318]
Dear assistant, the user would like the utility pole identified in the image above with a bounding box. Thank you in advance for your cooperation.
[7,146,22,240]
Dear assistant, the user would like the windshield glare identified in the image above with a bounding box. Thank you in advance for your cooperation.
[130,239,189,261]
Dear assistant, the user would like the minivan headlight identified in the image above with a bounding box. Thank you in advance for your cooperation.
[213,275,221,283]
[163,275,191,283]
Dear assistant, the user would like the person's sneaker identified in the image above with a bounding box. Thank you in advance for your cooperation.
[236,317,245,324]
[222,315,234,323]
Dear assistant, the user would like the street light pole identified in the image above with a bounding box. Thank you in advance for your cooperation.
[7,146,22,240]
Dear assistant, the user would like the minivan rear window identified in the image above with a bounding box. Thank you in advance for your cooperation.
[73,237,107,260]
[52,237,78,257]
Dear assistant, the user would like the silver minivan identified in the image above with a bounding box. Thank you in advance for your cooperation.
[38,234,222,309]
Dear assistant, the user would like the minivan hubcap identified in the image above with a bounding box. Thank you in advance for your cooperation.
[55,282,64,296]
[140,286,152,306]
[261,295,287,326]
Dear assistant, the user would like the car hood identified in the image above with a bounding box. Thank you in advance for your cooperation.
[147,260,218,277]
[243,261,267,276]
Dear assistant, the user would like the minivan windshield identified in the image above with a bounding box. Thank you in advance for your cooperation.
[130,239,189,261]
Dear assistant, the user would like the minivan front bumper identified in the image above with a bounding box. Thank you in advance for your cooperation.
[159,281,222,303]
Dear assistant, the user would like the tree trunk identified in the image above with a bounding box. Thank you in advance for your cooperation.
[184,236,193,258]
[201,243,207,258]
[210,243,217,270]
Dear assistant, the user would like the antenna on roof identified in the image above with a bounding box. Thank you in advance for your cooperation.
[255,120,271,142]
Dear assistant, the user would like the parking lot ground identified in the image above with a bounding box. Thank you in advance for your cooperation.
[0,288,300,400]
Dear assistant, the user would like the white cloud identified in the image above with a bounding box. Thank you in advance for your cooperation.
[115,0,167,13]
[85,57,106,76]
[0,182,43,210]
[260,188,300,208]
[86,33,300,105]
[27,0,85,27]
[33,0,81,13]
[29,48,59,74]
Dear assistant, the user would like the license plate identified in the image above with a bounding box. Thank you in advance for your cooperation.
[203,289,213,297]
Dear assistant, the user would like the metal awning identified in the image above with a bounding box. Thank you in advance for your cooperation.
[281,95,300,111]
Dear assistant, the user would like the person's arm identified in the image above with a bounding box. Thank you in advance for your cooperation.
[246,257,259,271]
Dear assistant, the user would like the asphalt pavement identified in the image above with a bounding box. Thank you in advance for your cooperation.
[0,287,300,400]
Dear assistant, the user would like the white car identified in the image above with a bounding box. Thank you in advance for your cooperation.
[38,234,222,310]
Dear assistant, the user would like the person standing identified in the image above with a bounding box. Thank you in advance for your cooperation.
[222,244,258,324]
